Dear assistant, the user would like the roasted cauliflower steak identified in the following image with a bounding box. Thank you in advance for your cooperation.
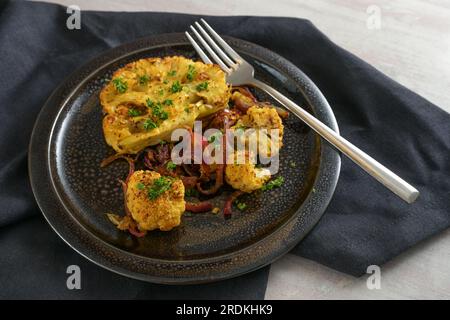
[100,56,230,154]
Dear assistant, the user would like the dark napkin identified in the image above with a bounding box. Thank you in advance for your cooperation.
[1,0,449,298]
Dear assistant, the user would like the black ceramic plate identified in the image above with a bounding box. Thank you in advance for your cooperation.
[29,33,340,284]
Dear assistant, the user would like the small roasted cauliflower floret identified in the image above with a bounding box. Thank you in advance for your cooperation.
[244,105,283,130]
[225,151,271,193]
[232,97,284,157]
[126,170,185,231]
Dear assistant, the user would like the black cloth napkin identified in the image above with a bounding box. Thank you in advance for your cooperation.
[1,0,449,299]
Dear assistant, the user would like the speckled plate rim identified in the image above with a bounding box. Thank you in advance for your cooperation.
[29,33,341,284]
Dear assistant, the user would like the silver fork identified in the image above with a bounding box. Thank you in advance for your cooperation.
[186,19,419,203]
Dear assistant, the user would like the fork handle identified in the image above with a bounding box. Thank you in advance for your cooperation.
[250,79,419,203]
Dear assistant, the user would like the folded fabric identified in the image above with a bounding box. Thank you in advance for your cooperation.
[0,0,448,298]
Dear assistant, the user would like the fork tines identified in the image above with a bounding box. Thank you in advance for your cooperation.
[185,19,241,73]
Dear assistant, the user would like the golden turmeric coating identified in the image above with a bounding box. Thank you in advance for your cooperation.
[126,170,185,231]
[242,105,284,136]
[101,56,230,154]
[101,61,289,235]
[231,92,284,158]
[225,151,271,193]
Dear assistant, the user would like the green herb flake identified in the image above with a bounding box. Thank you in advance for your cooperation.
[166,161,177,171]
[184,107,190,113]
[171,81,183,93]
[147,177,173,200]
[196,81,209,91]
[152,102,169,120]
[168,70,177,76]
[236,202,247,211]
[187,65,196,81]
[138,74,150,85]
[289,161,296,168]
[143,119,158,130]
[185,188,199,197]
[208,132,222,144]
[158,89,164,96]
[234,124,246,134]
[261,176,284,191]
[163,99,173,106]
[146,99,155,108]
[136,182,145,190]
[128,108,141,117]
[163,79,169,84]
[160,111,169,120]
[112,77,128,93]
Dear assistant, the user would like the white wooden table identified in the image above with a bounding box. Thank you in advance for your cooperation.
[32,0,450,299]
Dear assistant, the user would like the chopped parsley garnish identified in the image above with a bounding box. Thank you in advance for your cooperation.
[143,119,158,130]
[168,70,177,76]
[166,161,177,171]
[146,99,169,120]
[187,65,196,81]
[236,202,247,210]
[128,108,141,117]
[196,81,208,91]
[138,74,150,85]
[112,77,127,93]
[159,140,167,145]
[152,102,169,120]
[129,177,176,203]
[163,79,169,84]
[159,110,169,120]
[185,188,199,197]
[136,182,145,190]
[289,161,296,168]
[146,99,154,108]
[261,176,284,191]
[234,124,246,134]
[208,132,222,144]
[158,89,164,96]
[147,177,173,200]
[171,81,182,93]
[184,107,190,113]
